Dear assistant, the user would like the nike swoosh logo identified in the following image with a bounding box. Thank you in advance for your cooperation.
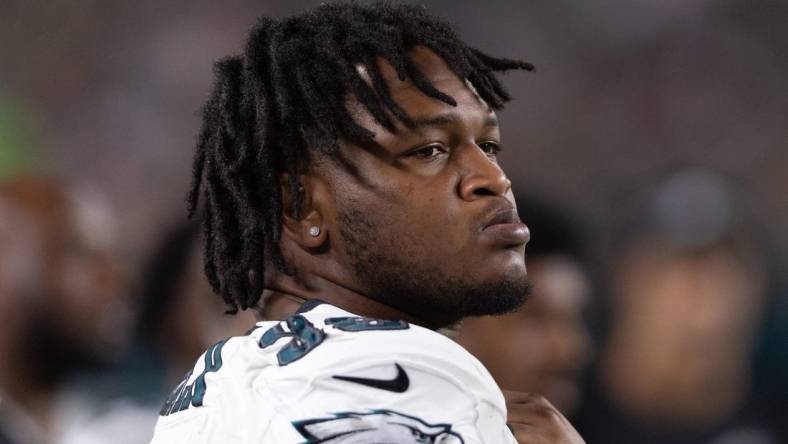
[332,363,410,393]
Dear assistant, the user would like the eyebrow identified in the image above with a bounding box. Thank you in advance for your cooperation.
[410,113,499,130]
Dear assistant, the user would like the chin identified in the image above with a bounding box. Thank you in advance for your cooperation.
[489,246,527,268]
[455,273,531,318]
[483,259,528,285]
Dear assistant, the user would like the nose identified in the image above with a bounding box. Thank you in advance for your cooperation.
[457,144,511,201]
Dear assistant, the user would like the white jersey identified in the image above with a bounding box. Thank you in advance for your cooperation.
[150,301,516,443]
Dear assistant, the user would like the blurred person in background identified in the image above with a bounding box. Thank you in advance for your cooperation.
[60,220,256,444]
[574,169,781,444]
[457,196,594,417]
[0,176,131,444]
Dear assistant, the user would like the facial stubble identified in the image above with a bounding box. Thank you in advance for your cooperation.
[337,204,531,328]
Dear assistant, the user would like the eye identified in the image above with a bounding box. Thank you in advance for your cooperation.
[408,144,447,160]
[478,141,502,156]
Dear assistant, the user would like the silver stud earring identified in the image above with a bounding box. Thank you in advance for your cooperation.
[308,226,321,237]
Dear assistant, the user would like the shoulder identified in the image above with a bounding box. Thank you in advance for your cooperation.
[151,303,510,442]
[150,319,295,441]
[155,302,503,407]
[255,303,492,383]
[252,304,506,418]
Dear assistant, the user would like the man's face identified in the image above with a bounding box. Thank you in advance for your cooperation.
[316,47,530,327]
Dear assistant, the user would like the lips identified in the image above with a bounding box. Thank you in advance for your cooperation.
[480,207,530,246]
[482,208,522,229]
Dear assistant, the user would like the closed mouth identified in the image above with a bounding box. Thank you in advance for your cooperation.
[482,208,522,230]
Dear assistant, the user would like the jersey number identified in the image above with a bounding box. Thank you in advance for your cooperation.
[159,339,227,416]
[259,315,409,366]
[160,314,411,415]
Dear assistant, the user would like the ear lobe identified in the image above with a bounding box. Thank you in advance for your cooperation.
[280,174,327,249]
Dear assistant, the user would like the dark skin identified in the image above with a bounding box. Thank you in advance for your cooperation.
[505,391,585,444]
[259,46,583,443]
[264,46,526,326]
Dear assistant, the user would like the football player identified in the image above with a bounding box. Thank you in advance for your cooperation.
[150,3,584,443]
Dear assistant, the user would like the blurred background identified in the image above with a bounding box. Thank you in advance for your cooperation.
[1,1,786,443]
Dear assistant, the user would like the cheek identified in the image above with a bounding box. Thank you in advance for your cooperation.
[402,192,468,248]
[360,185,465,250]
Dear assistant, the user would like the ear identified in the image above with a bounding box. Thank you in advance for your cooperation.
[280,173,328,250]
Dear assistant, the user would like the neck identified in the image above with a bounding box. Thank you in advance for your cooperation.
[259,271,434,328]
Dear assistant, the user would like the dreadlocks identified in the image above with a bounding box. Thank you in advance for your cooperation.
[188,2,533,314]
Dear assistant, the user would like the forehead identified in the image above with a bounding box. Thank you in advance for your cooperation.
[381,47,468,103]
[354,46,494,137]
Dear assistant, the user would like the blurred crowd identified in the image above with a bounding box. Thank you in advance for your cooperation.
[1,1,786,444]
